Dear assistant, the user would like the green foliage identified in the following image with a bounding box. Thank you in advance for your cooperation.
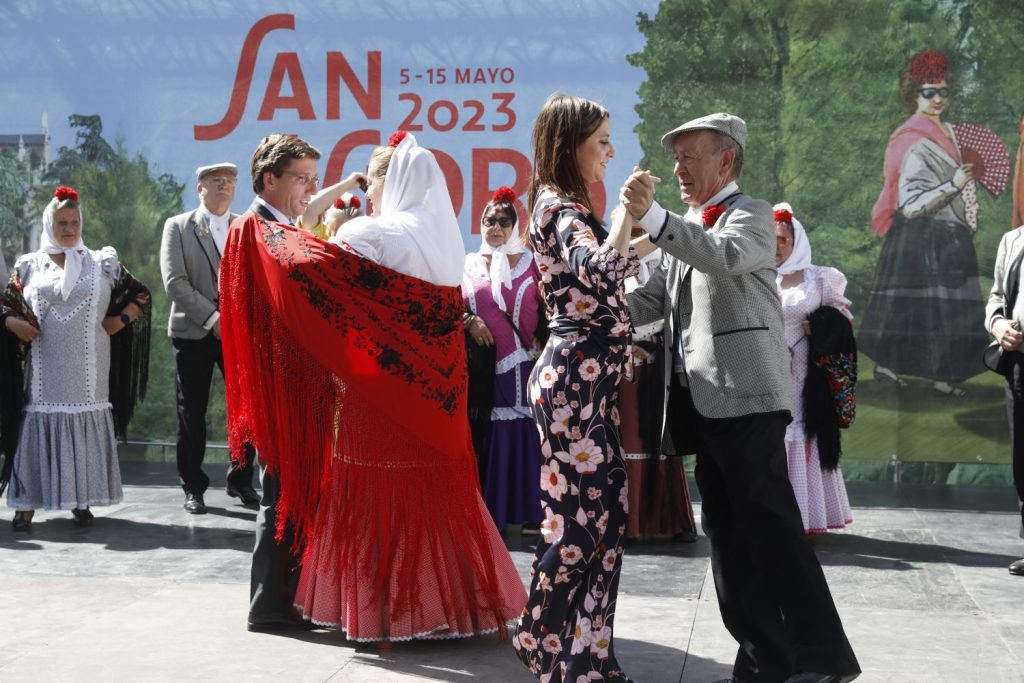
[629,0,1024,461]
[44,115,189,441]
[0,150,34,252]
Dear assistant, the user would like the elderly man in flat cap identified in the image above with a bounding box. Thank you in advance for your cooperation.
[622,114,860,683]
[160,162,258,514]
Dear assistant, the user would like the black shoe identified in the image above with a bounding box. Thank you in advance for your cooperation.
[246,615,317,633]
[1010,558,1024,576]
[784,673,860,683]
[184,492,207,514]
[226,483,261,508]
[71,508,94,527]
[11,511,33,532]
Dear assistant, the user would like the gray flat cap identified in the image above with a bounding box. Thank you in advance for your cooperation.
[196,162,238,179]
[660,112,747,152]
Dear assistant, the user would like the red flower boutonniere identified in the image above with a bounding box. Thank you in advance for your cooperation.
[702,203,726,228]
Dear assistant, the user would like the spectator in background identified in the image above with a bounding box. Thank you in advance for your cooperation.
[984,221,1024,576]
[620,245,697,544]
[160,162,258,515]
[1,185,150,531]
[774,202,854,535]
[462,186,545,534]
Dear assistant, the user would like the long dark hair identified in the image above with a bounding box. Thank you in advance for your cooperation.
[528,93,609,216]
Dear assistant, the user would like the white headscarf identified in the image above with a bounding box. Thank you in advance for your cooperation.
[774,202,812,279]
[345,133,464,286]
[40,194,87,300]
[477,202,525,313]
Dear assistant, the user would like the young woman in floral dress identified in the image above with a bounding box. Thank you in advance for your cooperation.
[513,93,642,683]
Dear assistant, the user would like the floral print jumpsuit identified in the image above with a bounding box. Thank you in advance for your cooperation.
[513,190,639,682]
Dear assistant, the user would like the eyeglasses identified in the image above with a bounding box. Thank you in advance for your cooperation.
[203,176,236,189]
[285,171,320,186]
[919,87,950,99]
[482,216,515,229]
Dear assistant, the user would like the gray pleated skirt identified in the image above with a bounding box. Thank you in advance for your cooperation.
[6,407,123,511]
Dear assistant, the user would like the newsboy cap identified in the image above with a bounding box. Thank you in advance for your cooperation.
[661,113,747,152]
[195,162,238,179]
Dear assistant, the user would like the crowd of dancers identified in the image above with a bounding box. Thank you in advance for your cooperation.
[8,46,1024,682]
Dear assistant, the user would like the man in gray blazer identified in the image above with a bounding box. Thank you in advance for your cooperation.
[622,113,859,683]
[160,162,258,514]
[985,225,1024,576]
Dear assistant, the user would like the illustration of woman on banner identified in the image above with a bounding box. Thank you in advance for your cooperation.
[860,49,989,396]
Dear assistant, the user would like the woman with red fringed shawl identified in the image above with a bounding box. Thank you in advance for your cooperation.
[219,131,526,642]
[860,49,988,397]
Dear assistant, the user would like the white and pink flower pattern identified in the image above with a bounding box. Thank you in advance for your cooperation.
[514,189,637,682]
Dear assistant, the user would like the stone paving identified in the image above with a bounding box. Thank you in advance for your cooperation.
[1,463,1022,682]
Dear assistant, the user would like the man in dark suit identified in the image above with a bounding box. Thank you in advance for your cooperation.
[160,162,259,514]
[231,134,321,632]
[623,113,860,683]
[984,224,1024,576]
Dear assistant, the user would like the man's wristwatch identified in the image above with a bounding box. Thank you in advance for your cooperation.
[119,312,131,326]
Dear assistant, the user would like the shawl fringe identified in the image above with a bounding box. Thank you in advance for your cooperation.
[220,215,510,634]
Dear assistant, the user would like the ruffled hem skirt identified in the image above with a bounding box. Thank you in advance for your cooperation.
[784,428,852,533]
[6,406,123,510]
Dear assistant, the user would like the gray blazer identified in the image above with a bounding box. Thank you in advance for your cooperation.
[160,207,237,339]
[628,193,792,434]
[985,226,1024,333]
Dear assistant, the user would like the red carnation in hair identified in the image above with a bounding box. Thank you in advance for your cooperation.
[491,186,517,205]
[910,49,949,84]
[334,195,362,210]
[773,208,793,223]
[54,186,78,202]
[388,130,408,148]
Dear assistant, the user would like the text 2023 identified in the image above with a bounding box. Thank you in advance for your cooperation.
[398,92,516,133]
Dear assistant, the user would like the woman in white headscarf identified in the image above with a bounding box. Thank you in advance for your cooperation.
[226,132,527,641]
[774,202,854,534]
[0,186,151,531]
[461,186,545,533]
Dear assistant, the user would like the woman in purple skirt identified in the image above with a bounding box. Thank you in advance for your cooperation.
[463,186,545,533]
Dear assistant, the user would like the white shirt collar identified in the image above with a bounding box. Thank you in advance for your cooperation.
[687,181,740,218]
[255,196,292,225]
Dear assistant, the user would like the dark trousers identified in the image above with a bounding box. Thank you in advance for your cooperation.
[249,465,302,621]
[172,334,254,495]
[1004,354,1024,535]
[667,379,860,682]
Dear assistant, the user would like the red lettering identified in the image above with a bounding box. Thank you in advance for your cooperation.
[326,51,382,121]
[194,14,295,140]
[429,149,464,216]
[257,53,316,120]
[323,129,380,185]
[471,148,532,234]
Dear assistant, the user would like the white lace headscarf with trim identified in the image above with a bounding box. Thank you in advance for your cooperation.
[40,192,87,300]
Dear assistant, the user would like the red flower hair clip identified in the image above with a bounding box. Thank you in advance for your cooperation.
[388,130,408,148]
[333,195,361,210]
[910,49,949,84]
[773,208,793,223]
[54,186,79,202]
[491,186,517,205]
[702,203,726,228]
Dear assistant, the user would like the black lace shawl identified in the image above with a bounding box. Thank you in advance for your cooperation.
[803,305,857,471]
